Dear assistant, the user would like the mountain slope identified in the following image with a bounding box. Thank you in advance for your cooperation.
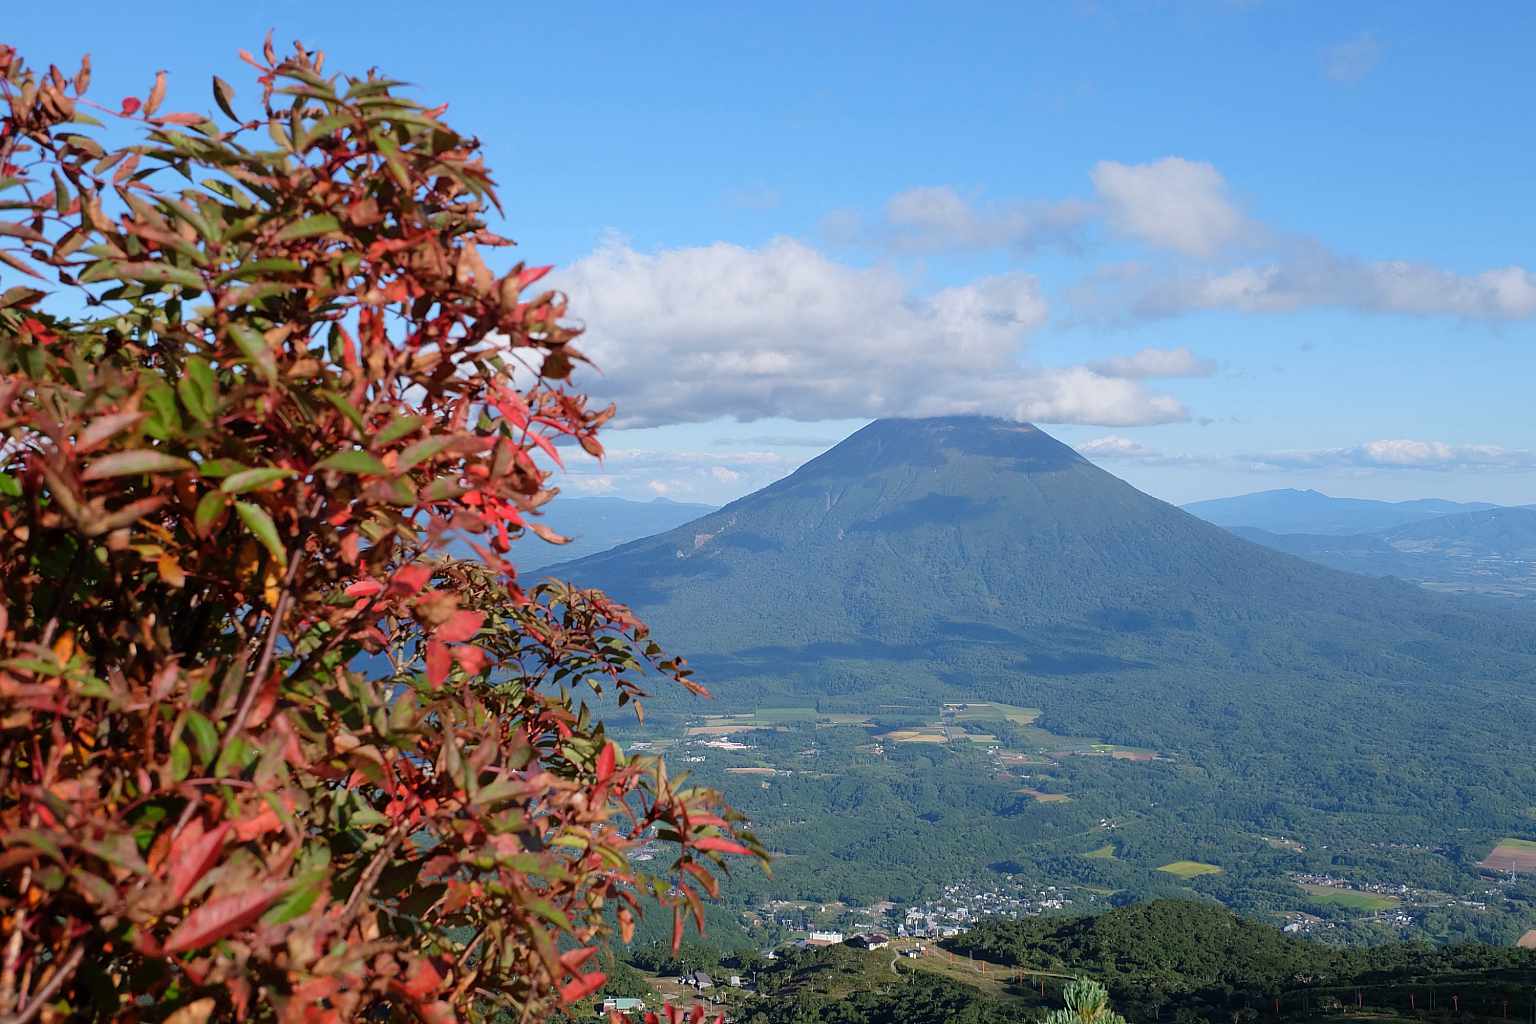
[546,417,1536,815]
[1183,488,1498,535]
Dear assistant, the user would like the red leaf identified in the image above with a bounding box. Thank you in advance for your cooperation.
[120,96,142,115]
[596,742,615,784]
[691,836,751,856]
[399,957,444,1001]
[559,946,597,974]
[670,904,683,953]
[389,564,432,597]
[232,805,283,842]
[559,970,605,1005]
[425,641,451,688]
[451,645,487,676]
[690,1005,705,1024]
[435,610,483,644]
[345,579,383,598]
[21,317,57,345]
[166,819,231,905]
[525,429,564,468]
[161,881,288,953]
[517,264,553,289]
[246,669,281,728]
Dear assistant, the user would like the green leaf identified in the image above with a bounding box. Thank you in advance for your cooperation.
[116,261,206,290]
[170,740,192,782]
[235,501,286,568]
[372,415,423,448]
[399,436,452,470]
[214,258,302,285]
[261,870,326,925]
[420,476,468,502]
[185,712,218,768]
[320,390,366,433]
[196,458,247,479]
[212,75,239,121]
[194,490,227,535]
[221,467,295,494]
[144,384,181,440]
[316,450,389,476]
[275,214,340,241]
[176,375,211,426]
[0,473,20,498]
[80,449,194,480]
[228,324,278,382]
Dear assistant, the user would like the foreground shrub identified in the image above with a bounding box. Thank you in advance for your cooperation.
[0,38,759,1022]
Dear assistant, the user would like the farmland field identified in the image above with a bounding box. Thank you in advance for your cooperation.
[1018,788,1071,803]
[883,729,949,743]
[1157,860,1224,878]
[1300,883,1400,910]
[1084,844,1118,859]
[754,707,818,724]
[944,702,1042,725]
[1478,837,1536,874]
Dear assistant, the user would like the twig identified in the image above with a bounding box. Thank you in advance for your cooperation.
[0,945,83,1024]
[341,823,407,923]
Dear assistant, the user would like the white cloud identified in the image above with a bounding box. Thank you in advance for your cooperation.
[1323,33,1382,84]
[555,238,1188,429]
[1248,440,1536,472]
[1090,158,1252,257]
[1087,345,1216,379]
[1075,435,1199,466]
[1077,435,1160,459]
[837,186,1093,254]
[559,447,804,502]
[1091,253,1536,321]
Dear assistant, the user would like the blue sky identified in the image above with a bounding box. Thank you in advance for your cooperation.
[12,1,1536,505]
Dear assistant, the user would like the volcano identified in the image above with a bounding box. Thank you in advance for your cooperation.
[543,417,1536,783]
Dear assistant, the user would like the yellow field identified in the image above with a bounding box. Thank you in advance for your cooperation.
[883,729,949,743]
[1018,787,1071,803]
[724,766,776,775]
[1157,860,1223,878]
[1083,843,1117,859]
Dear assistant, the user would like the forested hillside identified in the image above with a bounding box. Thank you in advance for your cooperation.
[549,418,1536,859]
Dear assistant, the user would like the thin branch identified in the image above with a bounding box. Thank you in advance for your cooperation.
[0,945,83,1024]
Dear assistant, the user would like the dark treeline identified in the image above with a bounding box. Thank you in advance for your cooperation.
[945,901,1536,1022]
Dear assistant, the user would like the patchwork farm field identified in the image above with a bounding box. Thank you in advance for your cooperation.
[1300,884,1400,910]
[1157,861,1224,878]
[1478,838,1536,874]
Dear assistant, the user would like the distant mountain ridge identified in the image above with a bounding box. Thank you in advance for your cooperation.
[521,496,716,571]
[1231,505,1536,599]
[1182,487,1500,535]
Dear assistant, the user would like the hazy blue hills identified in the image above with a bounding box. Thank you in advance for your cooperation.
[1231,506,1536,599]
[517,496,715,571]
[1183,487,1500,535]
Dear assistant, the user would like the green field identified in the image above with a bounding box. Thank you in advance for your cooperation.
[753,707,818,724]
[1299,884,1400,910]
[1494,837,1536,850]
[1157,860,1224,878]
[1084,843,1118,860]
[945,701,1042,725]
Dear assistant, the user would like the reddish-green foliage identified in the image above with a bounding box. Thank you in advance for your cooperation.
[0,38,761,1023]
